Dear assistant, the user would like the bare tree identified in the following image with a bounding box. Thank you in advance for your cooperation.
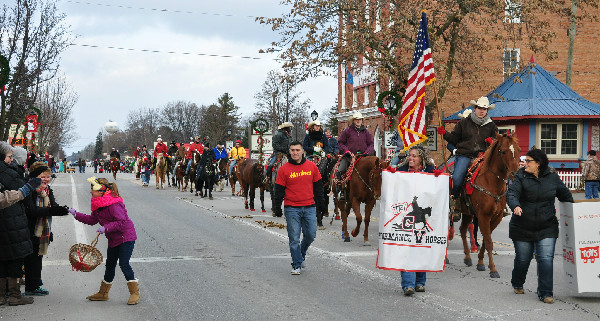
[0,0,73,140]
[126,107,161,149]
[159,101,203,143]
[36,75,77,154]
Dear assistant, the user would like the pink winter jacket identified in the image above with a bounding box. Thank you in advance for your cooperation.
[73,194,137,248]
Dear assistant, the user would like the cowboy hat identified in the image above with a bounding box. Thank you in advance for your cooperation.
[469,96,495,110]
[348,111,364,122]
[277,122,293,130]
[307,120,322,130]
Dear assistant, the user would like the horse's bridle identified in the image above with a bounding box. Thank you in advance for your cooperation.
[468,138,516,203]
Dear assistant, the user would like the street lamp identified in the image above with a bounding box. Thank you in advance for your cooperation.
[385,95,396,115]
[311,110,318,121]
[227,129,232,139]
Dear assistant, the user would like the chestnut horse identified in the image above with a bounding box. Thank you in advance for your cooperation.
[110,157,119,180]
[457,133,520,278]
[175,160,186,192]
[336,155,383,244]
[238,159,267,212]
[155,153,167,189]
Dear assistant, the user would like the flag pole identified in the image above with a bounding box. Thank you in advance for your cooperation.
[433,82,448,171]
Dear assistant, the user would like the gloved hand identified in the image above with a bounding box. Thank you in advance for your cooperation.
[485,137,494,145]
[18,178,42,197]
[432,169,443,177]
[452,149,457,156]
[49,206,69,216]
[314,146,322,153]
[437,126,446,135]
[68,208,77,217]
[97,226,106,234]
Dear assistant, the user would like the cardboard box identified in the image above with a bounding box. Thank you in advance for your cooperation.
[559,200,600,293]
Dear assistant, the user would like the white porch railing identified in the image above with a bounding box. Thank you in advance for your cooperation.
[557,170,582,190]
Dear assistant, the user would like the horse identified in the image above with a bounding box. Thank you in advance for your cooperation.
[110,157,119,180]
[196,160,219,199]
[456,133,520,278]
[335,155,383,244]
[228,158,244,196]
[267,153,287,193]
[175,160,186,192]
[238,159,267,212]
[306,154,332,227]
[186,152,201,193]
[216,158,228,192]
[154,153,167,189]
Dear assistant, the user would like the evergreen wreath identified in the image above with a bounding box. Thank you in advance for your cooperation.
[376,91,402,130]
[0,55,9,88]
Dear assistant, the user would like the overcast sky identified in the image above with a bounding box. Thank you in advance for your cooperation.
[51,0,337,155]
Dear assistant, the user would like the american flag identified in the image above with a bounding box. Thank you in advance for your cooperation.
[398,11,436,150]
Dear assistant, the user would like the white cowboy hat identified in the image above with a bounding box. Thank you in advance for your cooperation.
[348,111,364,122]
[307,120,322,130]
[469,96,495,110]
[277,122,293,130]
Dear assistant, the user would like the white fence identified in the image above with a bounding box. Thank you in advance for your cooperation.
[557,170,582,190]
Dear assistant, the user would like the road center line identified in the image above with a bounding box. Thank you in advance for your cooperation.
[70,176,87,244]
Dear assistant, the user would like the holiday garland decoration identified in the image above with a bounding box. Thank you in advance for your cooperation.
[377,91,402,130]
[0,54,9,89]
[252,118,269,164]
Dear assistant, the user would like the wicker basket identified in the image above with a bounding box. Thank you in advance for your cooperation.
[69,232,103,272]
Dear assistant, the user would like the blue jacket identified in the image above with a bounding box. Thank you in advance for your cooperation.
[214,147,228,160]
[326,136,339,155]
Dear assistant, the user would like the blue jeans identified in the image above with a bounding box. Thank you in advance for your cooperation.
[186,159,193,174]
[229,159,237,176]
[511,237,556,299]
[401,271,426,290]
[104,241,135,282]
[584,181,599,199]
[284,206,317,268]
[452,155,472,197]
[142,170,150,185]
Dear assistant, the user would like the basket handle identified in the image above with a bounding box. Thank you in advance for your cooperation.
[90,232,101,248]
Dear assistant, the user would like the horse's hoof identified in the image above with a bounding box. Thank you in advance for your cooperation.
[490,271,500,278]
[476,264,486,271]
[232,193,235,196]
[344,237,351,242]
[250,208,255,212]
[155,187,159,189]
[261,209,266,213]
[351,230,359,237]
[464,258,473,266]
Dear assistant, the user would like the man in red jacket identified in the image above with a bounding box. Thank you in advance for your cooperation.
[186,136,204,175]
[272,141,325,275]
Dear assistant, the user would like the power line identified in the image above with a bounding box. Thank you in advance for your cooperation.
[59,0,260,19]
[73,43,268,60]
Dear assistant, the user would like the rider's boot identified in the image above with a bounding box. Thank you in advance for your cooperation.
[450,196,461,222]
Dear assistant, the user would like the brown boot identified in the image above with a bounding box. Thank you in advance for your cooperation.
[87,280,112,301]
[127,279,140,305]
[0,278,6,306]
[7,277,33,306]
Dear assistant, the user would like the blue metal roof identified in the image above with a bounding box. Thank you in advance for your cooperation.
[443,63,600,121]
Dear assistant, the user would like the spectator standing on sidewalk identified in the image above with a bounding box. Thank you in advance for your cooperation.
[581,150,600,199]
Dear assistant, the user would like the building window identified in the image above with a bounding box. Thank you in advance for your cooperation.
[353,89,357,107]
[503,48,520,80]
[505,0,521,24]
[539,122,581,157]
[363,86,369,105]
[498,125,515,135]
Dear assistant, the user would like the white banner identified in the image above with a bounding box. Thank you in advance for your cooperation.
[376,171,449,272]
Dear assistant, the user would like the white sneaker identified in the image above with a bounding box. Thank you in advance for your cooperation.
[290,267,301,275]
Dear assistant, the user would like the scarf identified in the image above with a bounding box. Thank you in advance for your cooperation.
[91,190,124,212]
[470,111,492,126]
[33,187,51,255]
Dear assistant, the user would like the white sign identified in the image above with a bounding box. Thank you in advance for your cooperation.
[559,200,600,293]
[226,141,233,150]
[384,131,398,149]
[250,134,273,152]
[250,151,272,160]
[426,126,437,151]
[8,124,24,139]
[377,171,449,272]
[353,63,378,89]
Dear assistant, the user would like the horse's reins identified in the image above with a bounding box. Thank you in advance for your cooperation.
[468,139,516,203]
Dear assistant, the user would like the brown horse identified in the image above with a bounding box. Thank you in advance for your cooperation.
[175,160,186,191]
[228,158,244,196]
[186,152,201,193]
[457,133,520,278]
[110,157,119,180]
[238,159,267,212]
[216,158,228,192]
[336,155,383,244]
[155,153,167,189]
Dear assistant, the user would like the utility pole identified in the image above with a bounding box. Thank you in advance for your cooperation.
[566,0,578,87]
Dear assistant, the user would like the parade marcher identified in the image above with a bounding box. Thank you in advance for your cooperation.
[581,150,600,199]
[140,156,151,187]
[266,122,293,183]
[69,177,139,305]
[196,142,215,179]
[214,143,228,161]
[0,142,44,306]
[22,162,69,296]
[324,128,339,155]
[228,140,246,176]
[59,159,65,173]
[437,96,498,221]
[133,146,142,158]
[186,136,204,175]
[335,112,374,200]
[271,141,325,275]
[395,145,437,296]
[110,148,121,160]
[93,159,98,173]
[507,149,573,304]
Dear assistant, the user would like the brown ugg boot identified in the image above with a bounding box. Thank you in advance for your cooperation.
[126,279,140,305]
[87,280,112,301]
[7,277,33,306]
[0,278,6,306]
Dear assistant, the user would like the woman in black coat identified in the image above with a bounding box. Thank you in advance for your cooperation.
[507,149,573,304]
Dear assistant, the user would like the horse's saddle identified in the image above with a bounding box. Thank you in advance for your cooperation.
[464,153,485,195]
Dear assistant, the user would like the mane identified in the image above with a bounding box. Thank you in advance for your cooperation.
[482,133,519,165]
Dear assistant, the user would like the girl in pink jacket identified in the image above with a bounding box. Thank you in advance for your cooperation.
[70,177,139,305]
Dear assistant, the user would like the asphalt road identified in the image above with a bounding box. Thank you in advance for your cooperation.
[1,172,599,321]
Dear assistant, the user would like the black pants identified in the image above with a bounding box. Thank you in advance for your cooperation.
[0,258,24,278]
[24,237,43,291]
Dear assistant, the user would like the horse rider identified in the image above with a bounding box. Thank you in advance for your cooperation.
[168,141,179,158]
[110,148,121,160]
[266,122,293,184]
[186,136,204,176]
[214,143,228,161]
[437,96,498,221]
[228,140,246,177]
[324,128,338,155]
[196,142,215,180]
[303,119,330,173]
[153,135,169,167]
[335,111,374,200]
